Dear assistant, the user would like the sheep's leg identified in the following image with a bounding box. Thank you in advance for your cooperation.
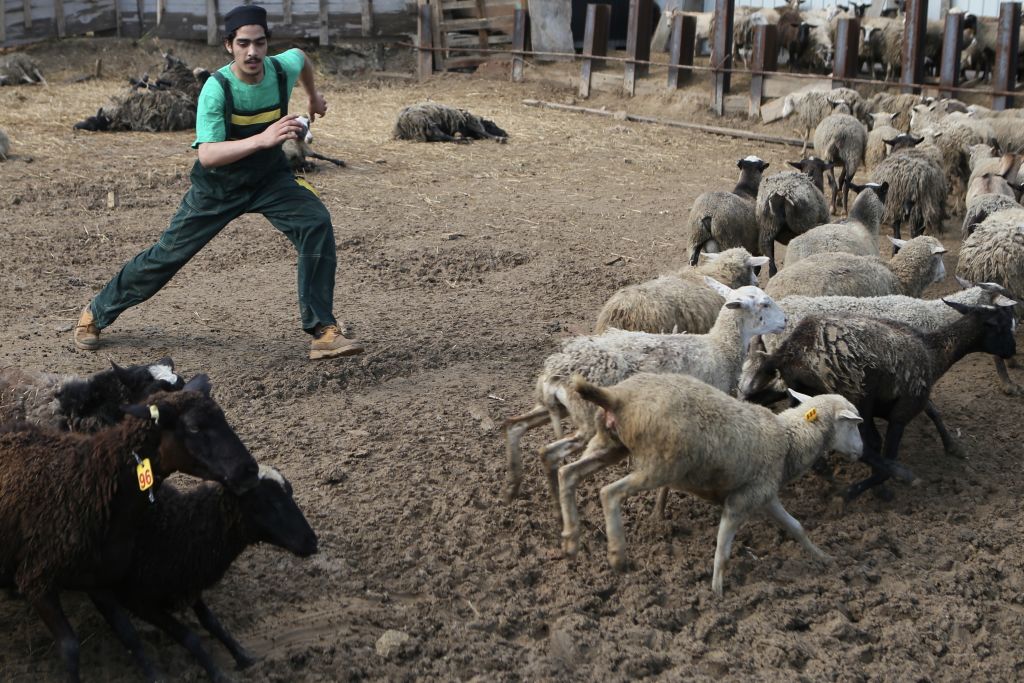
[503,407,551,502]
[761,235,778,277]
[766,496,831,563]
[600,469,659,572]
[89,590,163,682]
[193,599,256,670]
[652,487,671,520]
[308,151,346,167]
[891,216,903,255]
[132,605,228,683]
[924,400,966,459]
[32,592,81,683]
[994,357,1023,396]
[542,435,585,521]
[711,504,745,597]
[559,442,629,557]
[426,124,468,144]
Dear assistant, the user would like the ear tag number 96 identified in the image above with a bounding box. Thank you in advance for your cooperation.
[136,458,155,492]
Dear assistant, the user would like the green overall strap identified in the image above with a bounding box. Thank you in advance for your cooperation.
[269,56,287,117]
[211,70,234,140]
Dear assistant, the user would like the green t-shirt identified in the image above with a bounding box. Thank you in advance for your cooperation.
[192,48,305,149]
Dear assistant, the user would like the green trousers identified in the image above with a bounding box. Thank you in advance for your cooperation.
[90,165,338,334]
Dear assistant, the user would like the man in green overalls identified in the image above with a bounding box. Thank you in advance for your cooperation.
[74,4,364,360]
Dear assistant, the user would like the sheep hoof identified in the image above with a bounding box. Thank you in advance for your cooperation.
[827,495,848,517]
[562,535,580,559]
[815,550,834,566]
[1001,382,1023,397]
[945,443,968,460]
[608,551,628,572]
[872,485,895,502]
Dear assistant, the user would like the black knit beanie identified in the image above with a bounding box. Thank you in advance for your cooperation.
[224,4,268,34]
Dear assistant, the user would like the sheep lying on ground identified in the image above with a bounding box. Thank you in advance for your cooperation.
[393,102,508,143]
[73,54,207,132]
[504,281,787,515]
[766,235,947,299]
[686,156,770,263]
[741,302,1016,502]
[95,465,318,682]
[742,280,1016,458]
[559,373,862,595]
[282,115,346,172]
[0,54,45,85]
[0,128,9,161]
[957,208,1024,394]
[0,376,259,682]
[594,248,768,334]
[813,106,868,214]
[783,181,888,266]
[0,358,183,431]
[756,158,832,275]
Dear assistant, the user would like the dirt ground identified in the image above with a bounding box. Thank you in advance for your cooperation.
[2,38,1024,682]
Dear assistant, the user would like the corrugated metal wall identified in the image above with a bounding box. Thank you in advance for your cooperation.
[1,0,416,46]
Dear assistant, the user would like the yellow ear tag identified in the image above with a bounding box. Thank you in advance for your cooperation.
[136,458,155,492]
[149,405,160,424]
[804,408,818,422]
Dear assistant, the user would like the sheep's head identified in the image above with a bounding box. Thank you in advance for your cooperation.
[294,115,314,144]
[942,299,1018,359]
[238,465,319,557]
[849,180,889,205]
[787,156,833,190]
[704,278,787,341]
[889,235,947,283]
[884,132,924,152]
[737,155,770,173]
[789,389,864,461]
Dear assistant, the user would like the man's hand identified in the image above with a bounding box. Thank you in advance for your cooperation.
[255,114,305,149]
[308,91,328,122]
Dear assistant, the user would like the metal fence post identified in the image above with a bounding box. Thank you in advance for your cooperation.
[748,24,777,118]
[938,11,962,99]
[992,1,1021,110]
[900,0,928,94]
[624,0,653,95]
[711,0,734,115]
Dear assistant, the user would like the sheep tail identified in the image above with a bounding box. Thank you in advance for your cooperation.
[572,375,617,412]
[768,194,789,229]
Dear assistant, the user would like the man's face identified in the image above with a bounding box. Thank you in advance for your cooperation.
[226,24,268,81]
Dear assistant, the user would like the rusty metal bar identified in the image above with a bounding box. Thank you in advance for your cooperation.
[899,0,927,93]
[832,17,860,86]
[938,11,963,99]
[712,0,735,115]
[624,0,653,95]
[511,8,527,82]
[417,3,433,81]
[579,3,611,98]
[748,24,777,118]
[667,14,697,90]
[992,1,1021,110]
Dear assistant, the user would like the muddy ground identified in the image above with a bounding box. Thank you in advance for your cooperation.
[1,38,1023,682]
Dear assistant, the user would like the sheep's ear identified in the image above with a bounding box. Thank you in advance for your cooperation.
[787,160,803,170]
[156,356,175,371]
[703,276,733,299]
[748,256,770,267]
[182,374,212,396]
[942,299,973,315]
[788,388,813,404]
[838,409,863,424]
[121,401,175,426]
[955,275,974,289]
[883,136,899,146]
[888,236,907,248]
[849,181,864,193]
[699,251,720,262]
[889,112,898,122]
[994,294,1018,307]
[931,243,947,254]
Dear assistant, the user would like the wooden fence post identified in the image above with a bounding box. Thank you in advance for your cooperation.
[992,1,1021,110]
[938,11,962,99]
[748,24,777,118]
[624,0,652,95]
[23,0,31,30]
[417,1,433,80]
[54,0,65,37]
[832,17,859,87]
[319,0,329,46]
[579,3,610,98]
[711,0,734,115]
[207,0,218,46]
[511,8,527,82]
[667,13,696,90]
[900,0,927,94]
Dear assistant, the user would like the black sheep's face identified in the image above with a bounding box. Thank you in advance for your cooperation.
[239,467,319,557]
[981,306,1017,359]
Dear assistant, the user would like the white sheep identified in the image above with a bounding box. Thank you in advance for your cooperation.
[559,372,863,596]
[865,112,900,169]
[686,156,770,263]
[962,193,1021,238]
[871,140,948,244]
[766,235,947,300]
[594,248,769,334]
[0,128,9,161]
[504,280,787,513]
[783,181,888,266]
[956,208,1024,394]
[282,115,345,172]
[781,88,868,154]
[813,108,868,214]
[965,173,1015,207]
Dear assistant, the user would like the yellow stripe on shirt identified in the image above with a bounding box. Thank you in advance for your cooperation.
[230,109,281,126]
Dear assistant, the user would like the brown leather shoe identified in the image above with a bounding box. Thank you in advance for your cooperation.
[74,305,101,351]
[309,324,364,360]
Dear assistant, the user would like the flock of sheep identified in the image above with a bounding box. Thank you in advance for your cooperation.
[673,1,1023,83]
[504,86,1023,598]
